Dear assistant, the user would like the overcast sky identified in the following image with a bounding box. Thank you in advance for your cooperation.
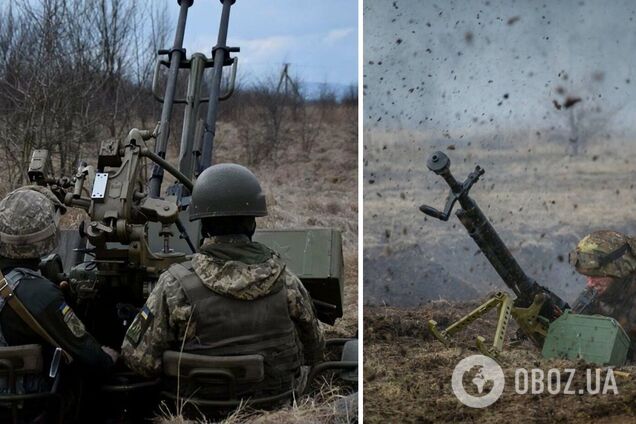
[364,0,636,134]
[0,0,357,87]
[170,0,358,87]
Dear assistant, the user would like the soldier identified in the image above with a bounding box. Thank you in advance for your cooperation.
[122,163,325,398]
[0,187,118,367]
[569,230,636,342]
[0,187,117,420]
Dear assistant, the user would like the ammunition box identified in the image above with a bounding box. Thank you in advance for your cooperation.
[542,310,631,366]
[254,228,344,325]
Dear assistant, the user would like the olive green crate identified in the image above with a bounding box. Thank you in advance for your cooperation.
[542,310,631,366]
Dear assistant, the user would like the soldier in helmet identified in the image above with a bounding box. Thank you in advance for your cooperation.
[121,163,324,398]
[0,187,118,368]
[569,230,636,342]
[0,187,118,421]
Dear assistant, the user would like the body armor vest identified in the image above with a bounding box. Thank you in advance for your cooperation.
[167,262,302,397]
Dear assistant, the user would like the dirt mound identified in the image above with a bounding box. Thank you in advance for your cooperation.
[364,302,636,423]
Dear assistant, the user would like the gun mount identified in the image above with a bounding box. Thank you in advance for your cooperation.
[30,130,195,345]
[420,151,569,358]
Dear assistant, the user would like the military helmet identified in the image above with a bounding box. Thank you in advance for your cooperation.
[189,163,267,221]
[0,187,59,259]
[569,230,636,278]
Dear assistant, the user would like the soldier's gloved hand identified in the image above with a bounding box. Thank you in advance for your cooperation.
[101,346,119,364]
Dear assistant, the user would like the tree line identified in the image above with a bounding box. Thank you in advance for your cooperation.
[0,0,356,190]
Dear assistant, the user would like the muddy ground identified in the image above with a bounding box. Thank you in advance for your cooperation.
[364,302,636,423]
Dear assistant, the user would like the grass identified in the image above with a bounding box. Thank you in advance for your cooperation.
[364,302,636,423]
[155,378,356,424]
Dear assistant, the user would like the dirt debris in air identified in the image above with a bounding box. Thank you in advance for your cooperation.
[364,300,636,423]
[563,96,582,109]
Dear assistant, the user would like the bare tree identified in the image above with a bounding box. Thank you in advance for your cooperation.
[0,0,169,188]
[253,75,289,164]
[228,71,346,166]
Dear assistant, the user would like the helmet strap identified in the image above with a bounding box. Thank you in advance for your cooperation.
[598,242,631,268]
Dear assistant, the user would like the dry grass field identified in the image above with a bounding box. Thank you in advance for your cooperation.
[365,302,636,423]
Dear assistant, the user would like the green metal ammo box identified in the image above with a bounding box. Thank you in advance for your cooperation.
[253,228,344,325]
[542,310,631,366]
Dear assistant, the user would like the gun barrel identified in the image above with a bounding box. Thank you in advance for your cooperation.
[178,53,207,181]
[149,0,193,198]
[199,0,235,173]
[455,202,536,300]
[422,151,569,320]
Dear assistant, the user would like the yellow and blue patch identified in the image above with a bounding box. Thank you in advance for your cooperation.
[59,303,71,316]
[59,302,86,338]
[125,305,154,347]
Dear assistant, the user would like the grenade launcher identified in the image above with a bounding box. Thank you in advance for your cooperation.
[419,151,569,358]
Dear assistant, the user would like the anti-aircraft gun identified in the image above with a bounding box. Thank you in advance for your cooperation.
[26,0,350,395]
[420,151,632,366]
[27,0,243,348]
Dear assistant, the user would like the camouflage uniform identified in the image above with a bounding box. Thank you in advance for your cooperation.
[0,188,114,371]
[122,234,325,378]
[570,230,636,342]
[0,188,114,422]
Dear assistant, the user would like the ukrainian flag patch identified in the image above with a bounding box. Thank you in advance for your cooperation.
[59,302,86,338]
[59,303,71,316]
[125,305,154,347]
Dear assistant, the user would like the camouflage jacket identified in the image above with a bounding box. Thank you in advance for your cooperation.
[121,235,325,377]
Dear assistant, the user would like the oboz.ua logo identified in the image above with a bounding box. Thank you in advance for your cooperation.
[452,354,620,408]
[451,355,505,408]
